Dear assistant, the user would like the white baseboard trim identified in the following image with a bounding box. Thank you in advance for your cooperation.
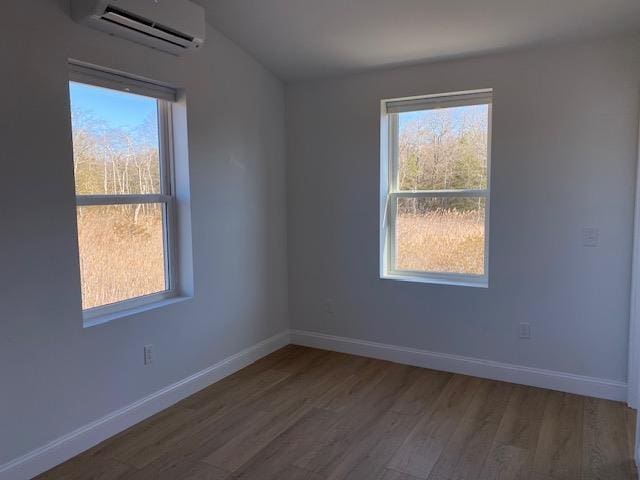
[0,330,291,480]
[290,329,627,402]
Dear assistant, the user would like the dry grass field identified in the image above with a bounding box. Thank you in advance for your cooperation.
[76,206,483,310]
[396,209,485,275]
[77,206,166,309]
[76,207,484,310]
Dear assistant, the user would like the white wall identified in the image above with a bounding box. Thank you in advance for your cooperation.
[0,0,288,465]
[286,36,640,384]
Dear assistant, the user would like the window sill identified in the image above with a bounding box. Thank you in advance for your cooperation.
[381,272,488,288]
[83,295,192,328]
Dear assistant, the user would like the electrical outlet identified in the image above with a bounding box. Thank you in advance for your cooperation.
[519,323,531,339]
[144,344,153,365]
[324,298,336,315]
[582,227,599,247]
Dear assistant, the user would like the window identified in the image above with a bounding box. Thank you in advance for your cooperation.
[380,90,492,287]
[68,63,179,318]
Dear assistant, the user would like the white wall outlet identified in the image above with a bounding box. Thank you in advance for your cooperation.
[324,298,336,315]
[144,344,153,366]
[519,322,531,339]
[582,227,599,247]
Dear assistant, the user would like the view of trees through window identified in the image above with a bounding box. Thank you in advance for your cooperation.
[70,82,167,310]
[395,104,489,275]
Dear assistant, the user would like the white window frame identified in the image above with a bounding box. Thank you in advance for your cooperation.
[380,89,493,288]
[69,62,180,321]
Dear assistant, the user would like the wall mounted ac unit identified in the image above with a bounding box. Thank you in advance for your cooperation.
[71,0,206,56]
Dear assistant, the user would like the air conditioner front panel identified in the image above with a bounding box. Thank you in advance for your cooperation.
[71,0,205,56]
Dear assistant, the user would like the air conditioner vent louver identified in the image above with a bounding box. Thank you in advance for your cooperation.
[103,6,195,44]
[71,0,206,56]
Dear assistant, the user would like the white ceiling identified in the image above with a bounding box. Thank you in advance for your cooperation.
[195,0,640,81]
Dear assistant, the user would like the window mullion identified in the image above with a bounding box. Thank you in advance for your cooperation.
[389,189,487,199]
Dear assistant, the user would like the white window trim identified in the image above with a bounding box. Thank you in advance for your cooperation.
[69,63,182,322]
[380,89,493,287]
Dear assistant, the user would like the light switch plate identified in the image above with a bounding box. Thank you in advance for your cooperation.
[144,345,153,366]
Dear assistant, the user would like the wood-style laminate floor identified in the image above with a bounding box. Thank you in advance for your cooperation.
[37,345,637,480]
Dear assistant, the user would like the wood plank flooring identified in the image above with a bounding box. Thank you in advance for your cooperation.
[36,346,638,480]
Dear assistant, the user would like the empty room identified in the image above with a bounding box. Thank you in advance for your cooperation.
[3,0,640,479]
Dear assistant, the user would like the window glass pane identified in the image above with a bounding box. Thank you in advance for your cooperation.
[397,104,488,191]
[69,82,161,195]
[395,197,485,275]
[77,204,167,309]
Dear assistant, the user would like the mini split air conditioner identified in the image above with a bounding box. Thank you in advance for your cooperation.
[71,0,206,56]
